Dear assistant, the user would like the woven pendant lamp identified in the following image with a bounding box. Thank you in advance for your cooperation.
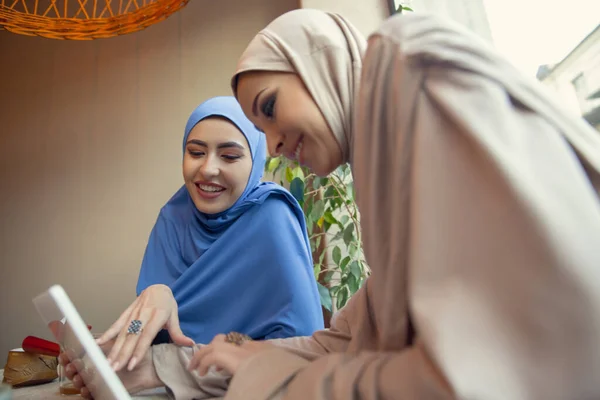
[0,0,190,40]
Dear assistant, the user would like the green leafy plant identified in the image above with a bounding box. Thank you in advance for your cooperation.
[264,157,369,312]
[391,1,413,14]
[397,4,413,13]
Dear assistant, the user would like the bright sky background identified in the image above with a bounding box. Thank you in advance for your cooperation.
[483,0,600,77]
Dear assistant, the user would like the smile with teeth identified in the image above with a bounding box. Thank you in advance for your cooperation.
[197,184,225,192]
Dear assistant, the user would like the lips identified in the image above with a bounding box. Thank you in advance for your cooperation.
[285,135,304,164]
[195,182,225,199]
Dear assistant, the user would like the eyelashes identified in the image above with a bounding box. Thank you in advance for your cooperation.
[186,150,243,161]
[261,94,276,119]
[221,155,242,161]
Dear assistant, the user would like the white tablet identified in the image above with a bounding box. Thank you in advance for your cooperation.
[33,285,132,400]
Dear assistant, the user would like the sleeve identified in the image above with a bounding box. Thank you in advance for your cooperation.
[152,344,230,400]
[225,346,451,400]
[265,281,357,358]
[136,211,184,295]
[224,280,453,400]
[247,197,325,339]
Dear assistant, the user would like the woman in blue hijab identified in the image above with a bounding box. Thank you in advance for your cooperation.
[98,96,324,372]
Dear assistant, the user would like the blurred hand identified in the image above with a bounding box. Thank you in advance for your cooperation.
[96,284,194,372]
[58,339,162,399]
[188,334,274,377]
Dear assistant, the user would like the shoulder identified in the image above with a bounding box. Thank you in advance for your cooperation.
[237,192,308,243]
[248,193,303,226]
[369,13,411,44]
[371,12,469,50]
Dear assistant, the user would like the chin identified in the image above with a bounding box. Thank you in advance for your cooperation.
[312,161,339,178]
[314,169,332,178]
[192,200,226,215]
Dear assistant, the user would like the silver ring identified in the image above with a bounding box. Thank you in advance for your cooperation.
[127,319,143,335]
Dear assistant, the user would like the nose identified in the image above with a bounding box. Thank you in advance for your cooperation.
[265,129,285,157]
[199,154,219,178]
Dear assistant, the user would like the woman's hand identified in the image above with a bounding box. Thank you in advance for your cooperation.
[58,339,162,399]
[96,284,194,372]
[188,334,274,377]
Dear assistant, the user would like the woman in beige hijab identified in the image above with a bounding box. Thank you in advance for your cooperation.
[65,8,600,400]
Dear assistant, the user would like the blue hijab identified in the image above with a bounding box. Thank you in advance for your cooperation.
[136,96,323,343]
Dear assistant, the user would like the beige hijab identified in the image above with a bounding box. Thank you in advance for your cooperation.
[353,12,600,399]
[231,9,366,162]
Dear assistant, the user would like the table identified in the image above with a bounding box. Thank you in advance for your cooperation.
[0,369,168,399]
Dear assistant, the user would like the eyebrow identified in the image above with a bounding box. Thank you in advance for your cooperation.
[186,139,245,150]
[252,88,267,117]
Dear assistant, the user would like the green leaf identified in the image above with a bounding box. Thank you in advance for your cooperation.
[343,224,355,246]
[331,230,344,243]
[304,200,313,220]
[324,186,336,198]
[329,285,340,296]
[314,235,322,252]
[340,256,351,272]
[347,182,355,200]
[347,273,359,294]
[312,178,321,190]
[323,211,337,225]
[313,263,321,280]
[402,6,413,11]
[285,166,294,183]
[266,157,281,172]
[358,277,367,289]
[290,177,304,204]
[318,248,327,265]
[349,243,357,258]
[336,286,349,309]
[332,246,342,265]
[311,199,325,222]
[349,260,361,279]
[324,271,335,283]
[340,215,349,225]
[317,282,332,312]
[292,166,305,180]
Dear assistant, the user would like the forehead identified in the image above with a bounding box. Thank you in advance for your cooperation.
[188,117,248,146]
[236,71,294,115]
[236,73,267,118]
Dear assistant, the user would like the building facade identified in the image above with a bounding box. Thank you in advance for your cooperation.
[537,24,600,131]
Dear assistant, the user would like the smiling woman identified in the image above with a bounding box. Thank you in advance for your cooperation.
[90,96,324,375]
